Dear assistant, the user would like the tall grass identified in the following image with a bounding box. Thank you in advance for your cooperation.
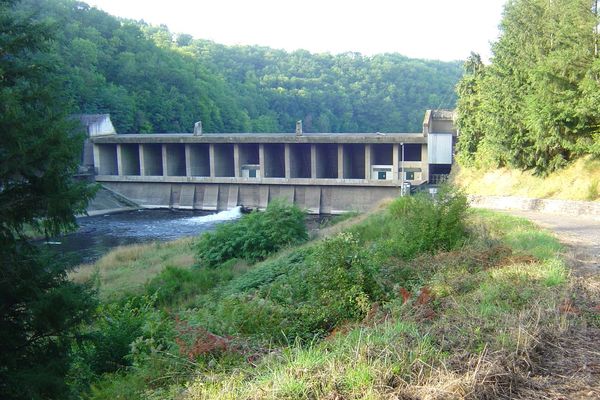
[69,238,195,301]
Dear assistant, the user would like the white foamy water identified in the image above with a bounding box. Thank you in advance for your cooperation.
[179,206,243,224]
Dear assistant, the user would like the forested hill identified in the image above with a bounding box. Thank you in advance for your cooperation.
[20,0,462,134]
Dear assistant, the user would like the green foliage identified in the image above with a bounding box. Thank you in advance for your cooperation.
[389,187,468,256]
[302,233,381,329]
[456,0,600,174]
[189,233,383,342]
[145,262,240,306]
[353,187,469,260]
[79,202,572,400]
[0,1,96,398]
[68,294,173,396]
[14,0,462,134]
[0,245,97,400]
[196,201,308,268]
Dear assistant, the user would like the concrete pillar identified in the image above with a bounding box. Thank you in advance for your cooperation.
[116,144,124,176]
[259,144,265,179]
[209,144,216,178]
[93,144,100,175]
[139,144,146,176]
[233,144,240,178]
[185,144,192,177]
[364,144,371,180]
[310,145,317,179]
[421,143,429,182]
[393,144,400,181]
[337,144,344,179]
[284,144,291,179]
[161,144,168,177]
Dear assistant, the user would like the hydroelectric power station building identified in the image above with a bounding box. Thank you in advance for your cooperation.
[87,110,457,213]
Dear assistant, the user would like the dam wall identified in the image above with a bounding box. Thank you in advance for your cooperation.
[89,110,458,213]
[102,182,402,214]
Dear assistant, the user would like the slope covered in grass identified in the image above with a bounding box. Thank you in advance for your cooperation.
[72,191,570,399]
[453,156,600,201]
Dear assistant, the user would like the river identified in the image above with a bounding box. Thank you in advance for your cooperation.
[43,207,328,267]
[42,207,243,266]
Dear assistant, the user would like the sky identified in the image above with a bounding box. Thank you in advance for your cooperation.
[86,0,507,62]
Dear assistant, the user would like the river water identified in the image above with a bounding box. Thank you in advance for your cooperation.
[43,207,243,266]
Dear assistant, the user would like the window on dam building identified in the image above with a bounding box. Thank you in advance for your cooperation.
[403,144,422,161]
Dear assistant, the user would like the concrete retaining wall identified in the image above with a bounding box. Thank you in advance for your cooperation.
[468,195,600,220]
[102,182,403,214]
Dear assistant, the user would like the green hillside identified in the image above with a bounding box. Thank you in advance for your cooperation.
[66,193,572,399]
[18,0,462,134]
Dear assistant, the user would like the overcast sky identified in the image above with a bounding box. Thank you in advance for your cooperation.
[87,0,507,62]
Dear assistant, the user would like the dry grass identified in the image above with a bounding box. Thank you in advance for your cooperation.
[453,156,600,201]
[69,237,195,300]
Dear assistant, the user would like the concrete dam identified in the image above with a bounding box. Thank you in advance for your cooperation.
[84,110,457,213]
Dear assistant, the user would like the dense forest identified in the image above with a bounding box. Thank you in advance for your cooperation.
[17,0,462,134]
[456,0,600,174]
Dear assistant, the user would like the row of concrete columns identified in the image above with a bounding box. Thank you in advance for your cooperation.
[96,142,428,181]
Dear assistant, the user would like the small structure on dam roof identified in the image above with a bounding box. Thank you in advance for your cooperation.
[88,110,457,213]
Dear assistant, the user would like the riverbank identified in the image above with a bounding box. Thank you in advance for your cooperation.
[69,191,583,399]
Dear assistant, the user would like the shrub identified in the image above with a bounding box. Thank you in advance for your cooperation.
[196,200,308,268]
[145,263,239,307]
[185,234,384,342]
[71,295,172,378]
[385,186,469,258]
[303,232,382,328]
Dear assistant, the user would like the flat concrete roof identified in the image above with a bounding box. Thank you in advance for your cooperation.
[92,132,427,145]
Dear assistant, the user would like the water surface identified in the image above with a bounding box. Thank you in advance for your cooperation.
[44,207,242,266]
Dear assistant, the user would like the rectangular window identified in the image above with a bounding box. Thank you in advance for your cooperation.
[249,169,257,178]
[378,171,387,180]
[405,171,415,180]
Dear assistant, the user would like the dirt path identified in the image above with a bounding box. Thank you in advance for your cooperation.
[503,211,600,399]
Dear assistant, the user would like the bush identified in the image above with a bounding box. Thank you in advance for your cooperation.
[70,295,172,379]
[303,233,382,329]
[145,263,239,307]
[196,200,308,268]
[384,186,469,258]
[188,233,384,342]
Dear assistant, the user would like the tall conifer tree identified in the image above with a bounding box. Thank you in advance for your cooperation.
[0,0,96,398]
[456,0,600,173]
